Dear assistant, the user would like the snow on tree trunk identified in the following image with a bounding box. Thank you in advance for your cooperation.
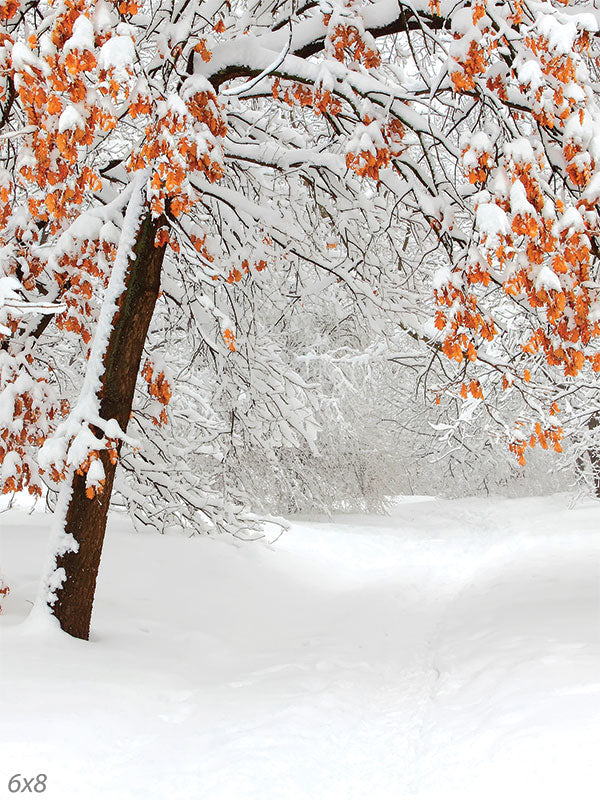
[40,180,167,640]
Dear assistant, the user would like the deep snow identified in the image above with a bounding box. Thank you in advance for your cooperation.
[1,494,599,799]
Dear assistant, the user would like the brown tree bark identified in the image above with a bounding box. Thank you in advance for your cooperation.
[51,209,167,640]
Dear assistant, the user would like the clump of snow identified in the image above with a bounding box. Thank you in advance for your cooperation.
[157,94,189,121]
[504,137,535,165]
[582,172,600,205]
[98,34,135,75]
[10,41,39,71]
[476,202,509,246]
[58,105,85,134]
[556,205,585,235]
[517,59,544,90]
[510,179,537,217]
[0,451,21,483]
[488,168,510,201]
[432,266,452,291]
[564,110,594,148]
[346,121,385,156]
[315,64,335,93]
[86,458,105,490]
[535,266,562,293]
[0,275,21,306]
[536,13,578,55]
[64,15,95,54]
[181,74,216,101]
[92,0,116,34]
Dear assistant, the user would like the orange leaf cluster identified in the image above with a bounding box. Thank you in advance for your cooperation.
[435,279,495,364]
[0,0,18,20]
[346,148,390,180]
[225,258,268,283]
[117,0,138,14]
[564,140,593,187]
[346,117,406,180]
[193,40,212,63]
[463,149,492,185]
[130,91,226,216]
[0,384,58,495]
[327,23,381,68]
[142,361,172,426]
[451,41,487,93]
[12,13,112,227]
[186,91,227,138]
[271,78,342,117]
[452,132,600,379]
[459,380,484,399]
[223,328,236,352]
[189,232,215,263]
[510,424,563,466]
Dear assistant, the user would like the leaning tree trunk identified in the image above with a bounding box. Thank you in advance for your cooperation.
[50,209,167,640]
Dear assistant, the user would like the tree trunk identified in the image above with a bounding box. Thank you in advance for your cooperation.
[50,210,167,640]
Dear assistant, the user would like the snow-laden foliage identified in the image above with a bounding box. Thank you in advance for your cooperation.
[1,0,600,546]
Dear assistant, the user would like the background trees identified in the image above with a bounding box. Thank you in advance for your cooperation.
[1,0,600,636]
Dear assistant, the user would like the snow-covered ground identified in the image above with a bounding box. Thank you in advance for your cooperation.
[1,494,599,799]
